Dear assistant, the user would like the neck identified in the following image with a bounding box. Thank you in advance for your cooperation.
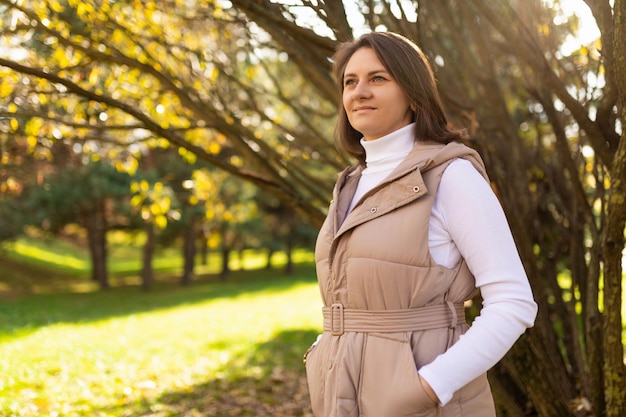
[361,123,415,168]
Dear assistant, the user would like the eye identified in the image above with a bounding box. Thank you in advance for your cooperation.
[343,78,357,87]
[371,75,387,83]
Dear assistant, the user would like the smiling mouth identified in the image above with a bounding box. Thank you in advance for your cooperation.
[353,107,375,112]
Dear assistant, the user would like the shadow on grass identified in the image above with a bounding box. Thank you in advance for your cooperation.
[94,328,320,417]
[0,263,317,341]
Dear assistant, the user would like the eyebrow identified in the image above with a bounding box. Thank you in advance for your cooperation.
[343,69,389,80]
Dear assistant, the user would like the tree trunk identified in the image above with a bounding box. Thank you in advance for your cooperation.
[238,249,245,271]
[265,248,274,270]
[284,239,294,275]
[141,225,155,291]
[585,243,606,416]
[601,147,626,415]
[601,1,626,415]
[499,333,576,416]
[83,202,109,290]
[180,218,196,286]
[200,234,209,265]
[219,245,230,280]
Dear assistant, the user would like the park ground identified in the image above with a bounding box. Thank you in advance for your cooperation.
[0,236,319,417]
[1,236,625,417]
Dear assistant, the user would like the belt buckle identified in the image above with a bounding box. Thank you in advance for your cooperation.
[330,303,344,336]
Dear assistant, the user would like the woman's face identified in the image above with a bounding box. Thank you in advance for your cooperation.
[342,47,413,141]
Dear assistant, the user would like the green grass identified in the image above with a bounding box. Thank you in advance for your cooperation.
[0,234,314,294]
[1,233,218,276]
[0,270,322,416]
[0,237,322,416]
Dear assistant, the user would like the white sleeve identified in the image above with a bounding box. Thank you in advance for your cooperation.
[418,159,538,405]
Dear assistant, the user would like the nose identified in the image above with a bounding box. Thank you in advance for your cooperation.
[351,80,372,100]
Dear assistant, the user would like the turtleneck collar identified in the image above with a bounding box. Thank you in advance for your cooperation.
[360,123,416,171]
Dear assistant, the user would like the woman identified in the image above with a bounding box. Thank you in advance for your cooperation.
[304,32,537,417]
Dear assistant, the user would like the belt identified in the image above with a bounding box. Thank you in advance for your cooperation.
[322,302,465,336]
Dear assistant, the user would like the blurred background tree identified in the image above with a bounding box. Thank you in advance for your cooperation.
[0,0,624,415]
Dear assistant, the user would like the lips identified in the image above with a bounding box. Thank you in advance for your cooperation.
[352,106,376,113]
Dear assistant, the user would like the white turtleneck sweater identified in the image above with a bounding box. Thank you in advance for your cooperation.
[348,123,537,405]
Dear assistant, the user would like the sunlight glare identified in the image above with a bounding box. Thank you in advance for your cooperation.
[551,0,601,55]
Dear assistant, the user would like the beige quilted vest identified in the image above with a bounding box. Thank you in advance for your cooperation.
[306,141,497,417]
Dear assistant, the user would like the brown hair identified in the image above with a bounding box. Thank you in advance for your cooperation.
[332,31,465,165]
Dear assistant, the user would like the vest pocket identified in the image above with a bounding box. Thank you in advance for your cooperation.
[359,333,438,416]
[304,334,325,416]
[445,373,495,416]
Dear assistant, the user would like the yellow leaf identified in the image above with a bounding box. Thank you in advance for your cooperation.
[125,158,139,176]
[77,3,87,17]
[111,29,126,45]
[130,195,144,207]
[24,118,44,136]
[10,119,18,131]
[208,142,221,154]
[89,69,99,85]
[114,160,127,173]
[0,80,14,97]
[140,180,149,192]
[208,233,219,248]
[50,0,65,12]
[209,67,219,82]
[178,148,197,164]
[8,103,17,113]
[27,135,38,150]
[155,215,167,229]
[230,155,243,167]
[154,182,163,192]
